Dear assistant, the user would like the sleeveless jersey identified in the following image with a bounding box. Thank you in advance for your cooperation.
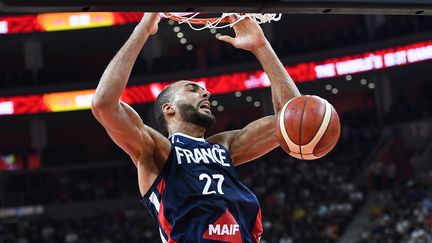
[141,132,263,243]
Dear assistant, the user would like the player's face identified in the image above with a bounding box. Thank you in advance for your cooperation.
[174,81,216,128]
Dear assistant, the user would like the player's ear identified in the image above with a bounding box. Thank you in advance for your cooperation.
[162,103,175,116]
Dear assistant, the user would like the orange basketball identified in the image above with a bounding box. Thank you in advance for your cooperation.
[275,95,341,160]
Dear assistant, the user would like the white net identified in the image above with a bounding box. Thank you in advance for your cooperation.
[160,13,282,31]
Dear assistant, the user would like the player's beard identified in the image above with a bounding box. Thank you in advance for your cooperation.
[178,103,216,129]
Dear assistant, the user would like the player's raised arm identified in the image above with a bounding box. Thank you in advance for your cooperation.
[218,15,301,112]
[213,15,301,165]
[91,13,170,165]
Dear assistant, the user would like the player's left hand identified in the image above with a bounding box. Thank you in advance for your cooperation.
[218,15,269,52]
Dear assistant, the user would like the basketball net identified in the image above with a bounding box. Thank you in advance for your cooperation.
[160,13,282,31]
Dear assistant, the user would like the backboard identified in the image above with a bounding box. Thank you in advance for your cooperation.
[1,0,432,15]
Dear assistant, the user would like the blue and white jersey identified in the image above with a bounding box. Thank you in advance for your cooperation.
[141,132,262,243]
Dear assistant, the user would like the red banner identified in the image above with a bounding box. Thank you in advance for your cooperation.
[1,39,432,116]
[0,12,142,34]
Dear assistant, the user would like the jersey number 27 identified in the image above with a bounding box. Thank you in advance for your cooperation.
[199,173,225,195]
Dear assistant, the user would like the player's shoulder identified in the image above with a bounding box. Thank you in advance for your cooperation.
[206,130,241,151]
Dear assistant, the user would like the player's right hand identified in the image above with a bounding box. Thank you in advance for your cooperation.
[218,15,267,53]
[141,13,160,35]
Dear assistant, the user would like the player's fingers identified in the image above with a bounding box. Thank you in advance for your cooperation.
[229,14,238,23]
[217,35,235,45]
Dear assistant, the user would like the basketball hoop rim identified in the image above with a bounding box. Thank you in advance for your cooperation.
[162,12,230,25]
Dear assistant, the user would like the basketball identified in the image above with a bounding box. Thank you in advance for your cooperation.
[275,95,341,160]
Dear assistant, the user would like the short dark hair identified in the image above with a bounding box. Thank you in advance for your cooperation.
[154,85,175,134]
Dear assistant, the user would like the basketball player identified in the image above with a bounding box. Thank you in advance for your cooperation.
[91,13,300,242]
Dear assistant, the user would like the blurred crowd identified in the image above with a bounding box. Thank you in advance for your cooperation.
[367,138,415,191]
[357,181,432,243]
[244,154,366,243]
[1,85,430,243]
[3,163,136,207]
[0,210,159,243]
[0,120,378,243]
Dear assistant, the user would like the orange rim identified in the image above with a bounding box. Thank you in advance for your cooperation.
[163,12,230,25]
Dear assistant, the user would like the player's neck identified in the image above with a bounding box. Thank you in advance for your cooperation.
[168,122,206,139]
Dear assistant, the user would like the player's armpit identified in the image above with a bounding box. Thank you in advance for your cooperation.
[91,101,171,164]
[208,116,279,166]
